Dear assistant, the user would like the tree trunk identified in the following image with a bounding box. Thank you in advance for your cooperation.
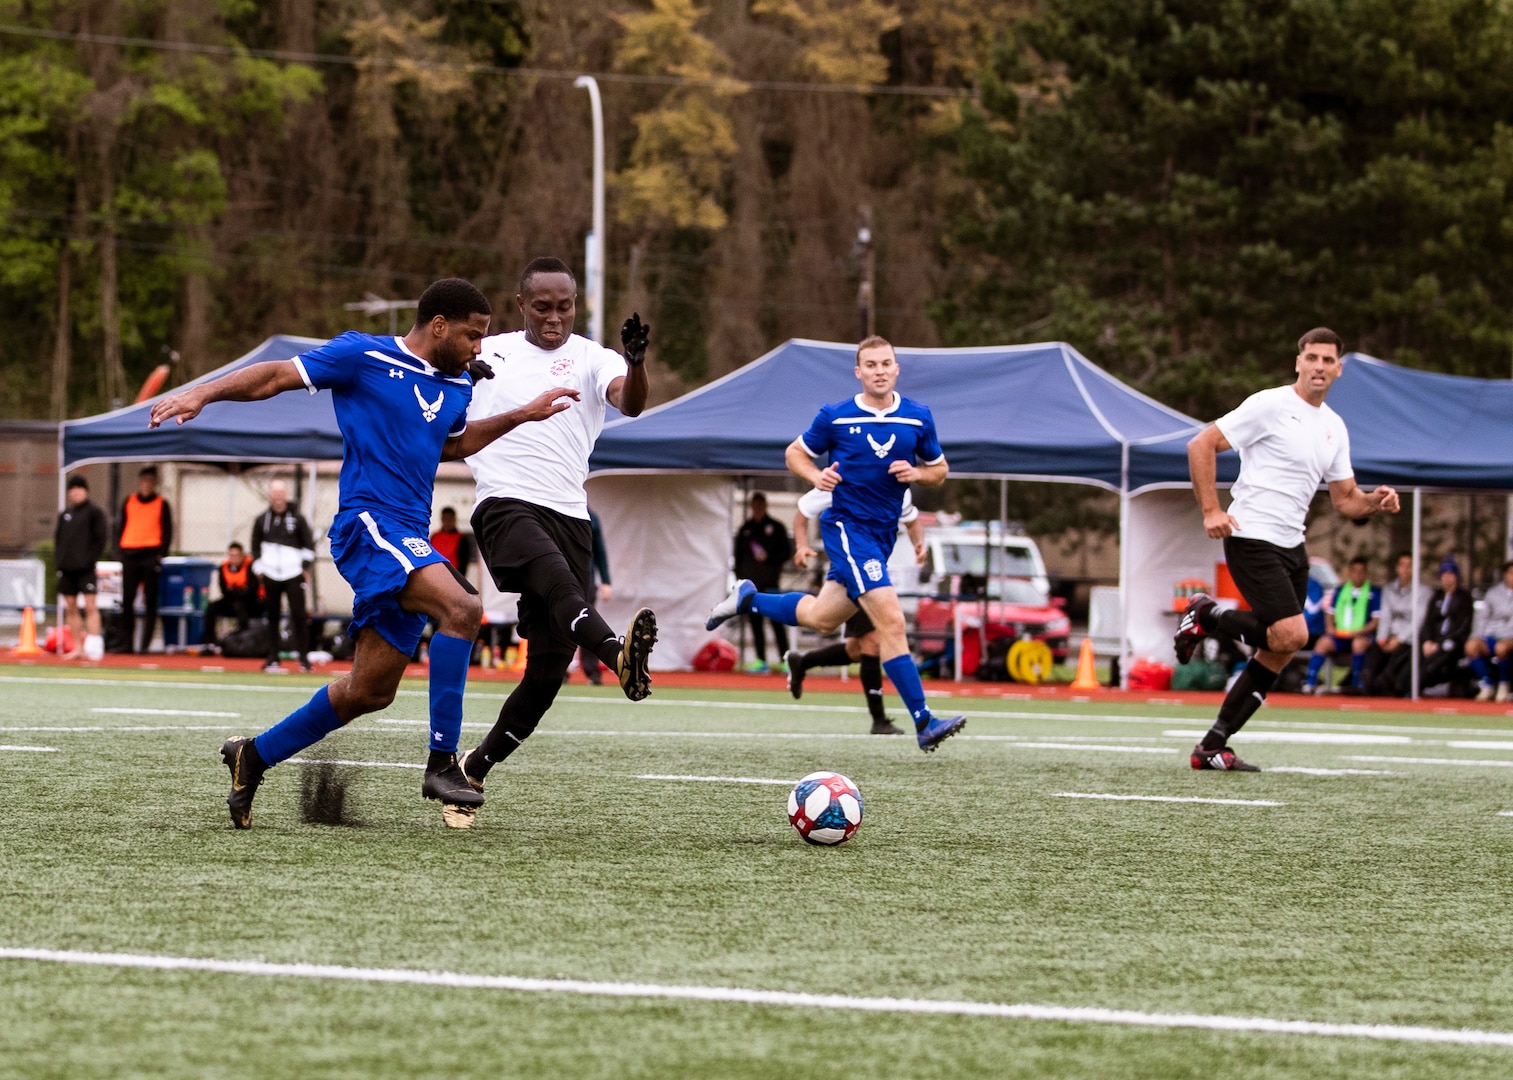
[98,128,125,408]
[51,236,72,421]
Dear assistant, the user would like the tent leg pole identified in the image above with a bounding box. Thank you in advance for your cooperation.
[1411,489,1421,701]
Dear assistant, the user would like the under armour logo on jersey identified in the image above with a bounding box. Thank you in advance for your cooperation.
[849,426,861,434]
[388,368,404,379]
[414,385,444,422]
[867,433,896,458]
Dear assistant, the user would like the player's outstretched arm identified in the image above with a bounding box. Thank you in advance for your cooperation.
[148,360,307,428]
[442,386,580,461]
[1329,478,1400,518]
[1187,423,1239,538]
[606,313,651,417]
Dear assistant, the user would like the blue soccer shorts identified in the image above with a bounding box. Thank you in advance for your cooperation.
[820,515,897,601]
[328,509,452,657]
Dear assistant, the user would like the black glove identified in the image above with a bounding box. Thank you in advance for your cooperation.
[620,313,650,367]
[467,357,495,381]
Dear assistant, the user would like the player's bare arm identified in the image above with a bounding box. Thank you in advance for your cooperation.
[1328,477,1400,517]
[606,313,650,417]
[1187,423,1239,538]
[148,360,307,427]
[906,517,926,564]
[889,458,947,487]
[442,387,580,461]
[791,510,816,568]
[785,438,839,490]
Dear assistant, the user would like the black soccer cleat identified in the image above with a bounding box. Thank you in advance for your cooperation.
[1190,744,1261,772]
[785,649,805,699]
[423,753,486,809]
[614,608,658,702]
[870,717,906,736]
[440,748,487,830]
[1173,593,1218,665]
[221,736,268,830]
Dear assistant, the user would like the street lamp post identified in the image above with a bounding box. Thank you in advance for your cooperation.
[574,75,606,344]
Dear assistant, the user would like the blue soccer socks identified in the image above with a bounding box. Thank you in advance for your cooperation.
[749,591,804,625]
[882,654,932,728]
[427,632,473,754]
[254,685,343,766]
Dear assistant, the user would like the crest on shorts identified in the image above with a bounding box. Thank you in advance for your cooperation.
[863,559,884,582]
[402,537,433,557]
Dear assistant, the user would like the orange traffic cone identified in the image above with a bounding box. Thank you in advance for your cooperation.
[12,605,42,656]
[509,635,529,671]
[1069,637,1100,691]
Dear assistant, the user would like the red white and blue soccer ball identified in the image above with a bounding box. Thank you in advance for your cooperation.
[787,771,863,845]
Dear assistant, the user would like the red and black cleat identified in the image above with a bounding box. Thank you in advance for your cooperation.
[1190,744,1261,772]
[1173,592,1218,665]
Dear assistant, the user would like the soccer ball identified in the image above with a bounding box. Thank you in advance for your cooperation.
[787,771,863,845]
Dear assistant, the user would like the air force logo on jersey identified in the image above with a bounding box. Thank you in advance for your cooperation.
[867,433,896,458]
[414,385,444,422]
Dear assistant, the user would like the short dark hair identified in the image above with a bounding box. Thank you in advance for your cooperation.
[1297,327,1344,354]
[67,475,88,492]
[416,278,491,324]
[1348,555,1367,567]
[1394,550,1413,564]
[228,541,244,553]
[519,256,576,296]
[1503,559,1513,575]
[138,465,158,478]
[440,506,456,516]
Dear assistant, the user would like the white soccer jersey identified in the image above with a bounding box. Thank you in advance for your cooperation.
[1216,384,1353,549]
[465,331,627,519]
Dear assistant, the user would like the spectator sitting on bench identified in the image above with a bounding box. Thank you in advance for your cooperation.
[1303,555,1378,693]
[1420,556,1474,693]
[201,542,257,656]
[1467,559,1513,702]
[1363,551,1432,696]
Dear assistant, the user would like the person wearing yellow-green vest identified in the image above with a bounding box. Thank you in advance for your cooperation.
[1303,556,1379,692]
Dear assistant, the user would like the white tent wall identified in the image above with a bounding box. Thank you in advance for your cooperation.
[1125,488,1221,662]
[586,474,732,669]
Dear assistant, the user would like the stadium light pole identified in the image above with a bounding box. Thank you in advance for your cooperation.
[575,75,606,344]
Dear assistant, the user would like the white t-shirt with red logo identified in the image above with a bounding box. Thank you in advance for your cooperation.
[465,331,627,519]
[1216,384,1353,548]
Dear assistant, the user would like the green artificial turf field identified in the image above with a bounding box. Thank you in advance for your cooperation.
[4,665,1513,1078]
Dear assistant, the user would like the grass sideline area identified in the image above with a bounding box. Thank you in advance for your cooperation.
[4,664,1513,1078]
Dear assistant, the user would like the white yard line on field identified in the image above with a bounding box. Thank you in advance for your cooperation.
[0,744,57,752]
[91,708,240,717]
[1267,767,1395,776]
[1344,755,1513,768]
[1163,730,1412,745]
[635,774,795,786]
[1052,792,1283,807]
[288,758,423,770]
[0,725,239,733]
[3,948,1510,1048]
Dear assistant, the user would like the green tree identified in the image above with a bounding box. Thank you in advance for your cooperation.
[942,0,1513,418]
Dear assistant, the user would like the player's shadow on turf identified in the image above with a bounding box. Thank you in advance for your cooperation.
[299,763,366,827]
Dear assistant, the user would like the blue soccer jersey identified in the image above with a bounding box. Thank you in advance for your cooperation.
[797,392,944,529]
[294,332,472,532]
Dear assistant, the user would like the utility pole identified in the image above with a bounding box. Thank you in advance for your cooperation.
[344,293,418,336]
[854,205,875,341]
[575,75,606,344]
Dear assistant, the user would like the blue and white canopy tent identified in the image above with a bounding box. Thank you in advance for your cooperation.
[588,338,1203,668]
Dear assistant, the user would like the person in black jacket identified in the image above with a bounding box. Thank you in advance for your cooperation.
[251,479,315,672]
[1419,556,1475,692]
[733,492,792,672]
[55,475,109,660]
